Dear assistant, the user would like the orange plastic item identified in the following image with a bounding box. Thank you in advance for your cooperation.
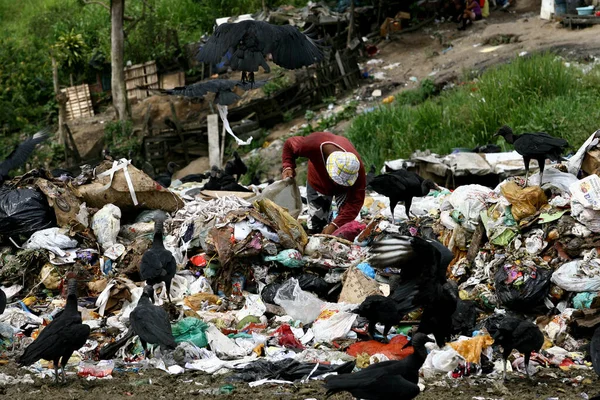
[448,334,494,364]
[347,335,413,360]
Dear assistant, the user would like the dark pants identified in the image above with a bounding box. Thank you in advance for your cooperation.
[306,182,347,234]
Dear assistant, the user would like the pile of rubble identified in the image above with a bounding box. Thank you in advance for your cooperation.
[0,131,600,391]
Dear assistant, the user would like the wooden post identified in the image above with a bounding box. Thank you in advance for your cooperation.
[52,56,67,146]
[335,51,350,90]
[220,123,226,169]
[346,0,355,49]
[169,101,190,164]
[207,114,221,168]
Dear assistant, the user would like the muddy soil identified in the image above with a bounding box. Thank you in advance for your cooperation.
[2,360,597,400]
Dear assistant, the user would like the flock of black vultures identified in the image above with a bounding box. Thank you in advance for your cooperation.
[1,19,598,400]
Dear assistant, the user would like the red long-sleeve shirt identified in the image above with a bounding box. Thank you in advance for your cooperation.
[282,132,366,227]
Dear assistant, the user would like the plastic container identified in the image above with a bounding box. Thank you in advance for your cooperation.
[576,5,594,14]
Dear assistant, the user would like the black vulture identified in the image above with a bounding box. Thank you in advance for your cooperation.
[494,125,569,186]
[0,287,6,314]
[451,299,481,336]
[591,326,600,376]
[472,143,502,153]
[370,235,455,347]
[149,79,269,106]
[224,151,248,182]
[366,164,376,186]
[0,127,51,184]
[18,279,90,384]
[492,315,544,380]
[368,170,439,220]
[323,332,434,399]
[154,162,179,188]
[416,279,459,347]
[197,20,325,84]
[139,218,177,303]
[130,286,176,355]
[179,173,208,184]
[354,284,419,343]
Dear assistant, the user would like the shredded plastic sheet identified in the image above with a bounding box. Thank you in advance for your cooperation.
[216,104,252,146]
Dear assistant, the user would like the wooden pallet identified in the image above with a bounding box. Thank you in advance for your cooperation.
[125,61,159,101]
[62,84,94,120]
[560,14,600,28]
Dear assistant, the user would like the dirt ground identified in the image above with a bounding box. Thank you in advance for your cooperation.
[1,360,598,400]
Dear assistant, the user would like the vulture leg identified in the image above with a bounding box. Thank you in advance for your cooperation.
[524,351,532,380]
[389,199,399,223]
[367,320,377,341]
[523,156,531,187]
[502,356,507,381]
[241,71,247,84]
[53,361,60,384]
[405,197,413,219]
[249,72,255,86]
[381,324,392,344]
[537,158,546,187]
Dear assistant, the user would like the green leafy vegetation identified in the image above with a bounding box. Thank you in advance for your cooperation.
[104,120,142,165]
[347,53,600,167]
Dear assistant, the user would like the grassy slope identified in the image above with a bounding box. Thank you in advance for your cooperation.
[347,53,600,168]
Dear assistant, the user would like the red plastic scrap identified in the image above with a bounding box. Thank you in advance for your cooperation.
[273,324,304,350]
[346,335,413,360]
[190,254,208,267]
[242,323,267,333]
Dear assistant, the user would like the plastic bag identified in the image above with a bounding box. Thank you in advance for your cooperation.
[23,227,78,257]
[447,334,494,364]
[91,204,121,251]
[346,334,413,360]
[422,346,464,379]
[254,198,308,253]
[500,182,547,221]
[440,184,493,231]
[296,273,329,297]
[332,221,366,241]
[273,278,324,324]
[528,168,579,193]
[0,187,55,237]
[312,308,357,343]
[571,200,600,233]
[135,209,168,223]
[495,265,552,312]
[261,282,283,304]
[264,249,305,268]
[171,317,209,348]
[551,259,600,292]
[205,324,247,358]
[251,178,303,219]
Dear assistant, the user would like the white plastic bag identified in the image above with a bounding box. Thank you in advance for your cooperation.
[571,200,600,233]
[312,309,357,343]
[236,293,267,321]
[23,227,78,257]
[551,258,600,292]
[273,278,324,324]
[441,184,492,231]
[91,204,121,251]
[205,325,247,359]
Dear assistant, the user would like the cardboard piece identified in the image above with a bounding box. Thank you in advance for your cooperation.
[338,266,383,304]
[582,148,600,177]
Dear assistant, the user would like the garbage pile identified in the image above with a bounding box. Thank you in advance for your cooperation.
[1,131,600,391]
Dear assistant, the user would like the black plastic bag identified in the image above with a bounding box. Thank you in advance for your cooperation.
[261,282,284,304]
[494,266,551,312]
[229,358,355,382]
[297,273,330,297]
[0,187,56,237]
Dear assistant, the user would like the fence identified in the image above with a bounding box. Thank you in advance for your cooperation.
[62,84,94,121]
[125,61,159,102]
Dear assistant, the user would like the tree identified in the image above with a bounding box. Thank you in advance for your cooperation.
[111,0,129,120]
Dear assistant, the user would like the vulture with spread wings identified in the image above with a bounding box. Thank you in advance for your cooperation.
[197,20,325,84]
[0,127,51,184]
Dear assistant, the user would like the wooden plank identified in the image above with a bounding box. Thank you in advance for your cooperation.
[207,114,220,168]
[199,190,255,200]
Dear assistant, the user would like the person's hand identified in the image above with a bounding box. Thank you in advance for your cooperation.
[282,167,294,179]
[322,224,337,235]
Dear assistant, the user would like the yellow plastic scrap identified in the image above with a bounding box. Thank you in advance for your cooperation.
[448,334,494,364]
[458,290,470,301]
[22,296,37,307]
[382,95,395,104]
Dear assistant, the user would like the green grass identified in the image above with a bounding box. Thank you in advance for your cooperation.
[347,53,600,168]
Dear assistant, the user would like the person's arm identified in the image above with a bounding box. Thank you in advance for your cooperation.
[281,136,306,178]
[327,171,366,231]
